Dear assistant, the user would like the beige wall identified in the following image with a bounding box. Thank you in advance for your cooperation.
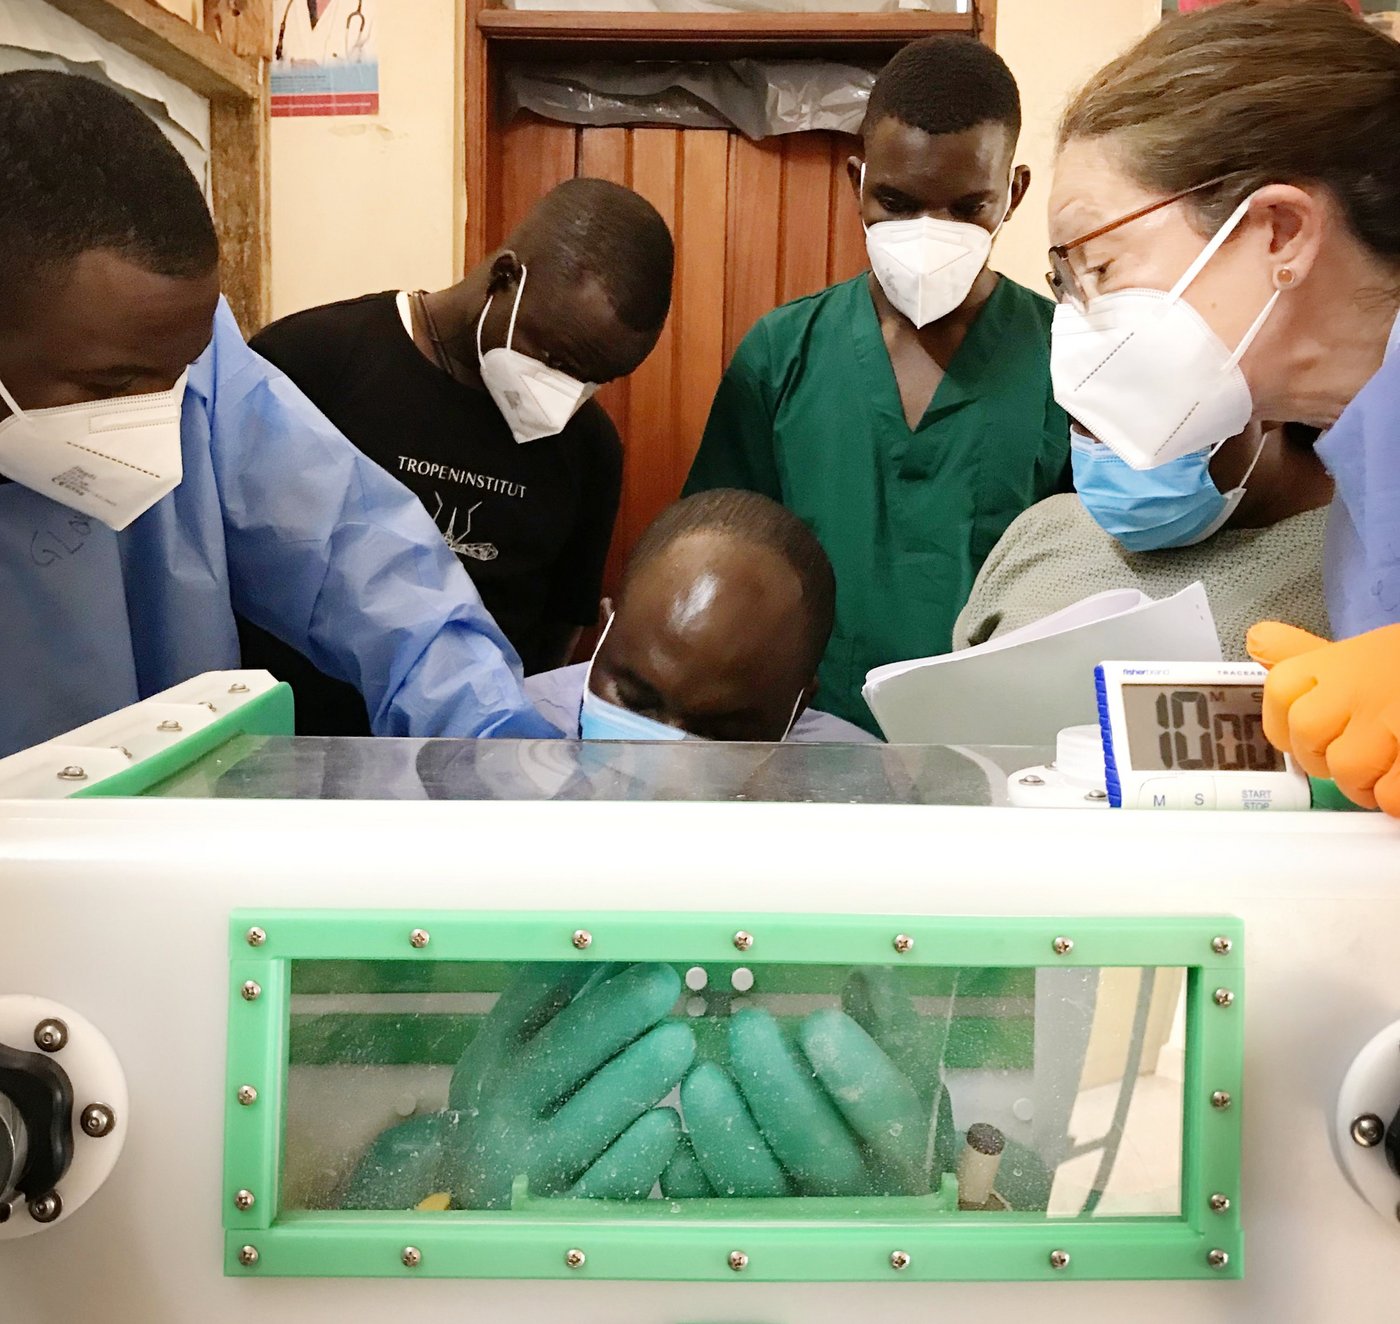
[264,0,1157,318]
[995,0,1160,291]
[153,0,202,26]
[267,0,464,321]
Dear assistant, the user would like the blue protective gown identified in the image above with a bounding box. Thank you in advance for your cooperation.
[0,298,559,756]
[1316,315,1400,639]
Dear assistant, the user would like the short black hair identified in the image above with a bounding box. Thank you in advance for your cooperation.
[0,71,217,310]
[510,178,674,334]
[624,489,837,673]
[864,36,1021,142]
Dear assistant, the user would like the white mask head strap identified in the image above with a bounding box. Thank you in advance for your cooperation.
[1205,422,1269,497]
[1225,288,1281,373]
[583,610,616,698]
[1236,425,1270,489]
[780,688,805,741]
[476,262,530,359]
[1165,190,1280,370]
[0,374,25,418]
[1167,192,1254,303]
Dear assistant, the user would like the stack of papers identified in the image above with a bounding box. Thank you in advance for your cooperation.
[862,584,1222,745]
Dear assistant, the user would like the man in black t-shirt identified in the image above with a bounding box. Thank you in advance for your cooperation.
[246,178,674,734]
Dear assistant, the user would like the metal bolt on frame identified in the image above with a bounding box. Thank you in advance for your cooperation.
[1351,1114,1384,1147]
[33,1019,68,1052]
[80,1104,116,1138]
[28,1192,62,1224]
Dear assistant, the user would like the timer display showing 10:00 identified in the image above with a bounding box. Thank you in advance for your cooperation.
[1122,684,1283,773]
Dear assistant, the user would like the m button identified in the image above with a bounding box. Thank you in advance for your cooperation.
[1137,777,1215,810]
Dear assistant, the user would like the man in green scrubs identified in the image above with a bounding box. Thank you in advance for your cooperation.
[684,37,1070,733]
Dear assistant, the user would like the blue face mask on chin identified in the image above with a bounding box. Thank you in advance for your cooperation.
[1071,428,1263,553]
[579,686,692,742]
[578,612,805,742]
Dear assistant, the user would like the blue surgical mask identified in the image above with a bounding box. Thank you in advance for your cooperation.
[578,613,804,741]
[579,613,691,742]
[580,686,691,742]
[1071,427,1264,552]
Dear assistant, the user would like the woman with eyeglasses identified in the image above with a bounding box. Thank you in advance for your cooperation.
[1044,0,1400,816]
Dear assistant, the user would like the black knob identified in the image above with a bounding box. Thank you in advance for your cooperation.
[0,1039,74,1206]
[0,1091,28,1203]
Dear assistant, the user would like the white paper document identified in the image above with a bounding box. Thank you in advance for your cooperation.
[862,583,1222,745]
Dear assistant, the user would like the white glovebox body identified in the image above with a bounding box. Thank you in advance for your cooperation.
[2,735,1400,1320]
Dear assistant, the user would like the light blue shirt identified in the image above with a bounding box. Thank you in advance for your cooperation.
[525,663,878,743]
[0,298,559,757]
[1316,312,1400,639]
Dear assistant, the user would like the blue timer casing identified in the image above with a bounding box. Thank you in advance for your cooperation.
[1094,664,1123,808]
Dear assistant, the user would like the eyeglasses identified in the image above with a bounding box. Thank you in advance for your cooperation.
[1046,175,1235,311]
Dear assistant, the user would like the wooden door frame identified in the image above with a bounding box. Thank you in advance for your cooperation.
[40,0,271,331]
[464,0,996,267]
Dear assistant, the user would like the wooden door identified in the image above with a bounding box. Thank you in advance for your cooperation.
[486,114,867,600]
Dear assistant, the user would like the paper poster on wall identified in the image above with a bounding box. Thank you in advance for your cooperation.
[270,0,378,118]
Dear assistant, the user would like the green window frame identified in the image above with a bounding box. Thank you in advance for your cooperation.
[224,910,1243,1282]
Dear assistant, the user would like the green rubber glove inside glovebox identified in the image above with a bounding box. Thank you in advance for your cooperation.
[341,1110,457,1210]
[674,967,956,1199]
[443,961,693,1208]
[341,962,694,1210]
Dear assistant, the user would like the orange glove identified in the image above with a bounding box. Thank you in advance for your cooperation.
[1247,621,1400,815]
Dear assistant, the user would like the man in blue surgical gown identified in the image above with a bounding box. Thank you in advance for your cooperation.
[0,70,556,757]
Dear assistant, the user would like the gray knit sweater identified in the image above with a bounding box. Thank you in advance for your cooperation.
[953,494,1331,661]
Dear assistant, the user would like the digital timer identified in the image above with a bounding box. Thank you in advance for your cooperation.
[1096,661,1310,810]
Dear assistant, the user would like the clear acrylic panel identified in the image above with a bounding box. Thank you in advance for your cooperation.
[282,959,1185,1219]
[145,735,1050,805]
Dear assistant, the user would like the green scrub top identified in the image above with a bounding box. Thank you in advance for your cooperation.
[684,273,1070,735]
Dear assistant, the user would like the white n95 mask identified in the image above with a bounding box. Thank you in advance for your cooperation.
[0,371,186,530]
[477,264,597,444]
[1050,192,1281,471]
[862,163,1011,328]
